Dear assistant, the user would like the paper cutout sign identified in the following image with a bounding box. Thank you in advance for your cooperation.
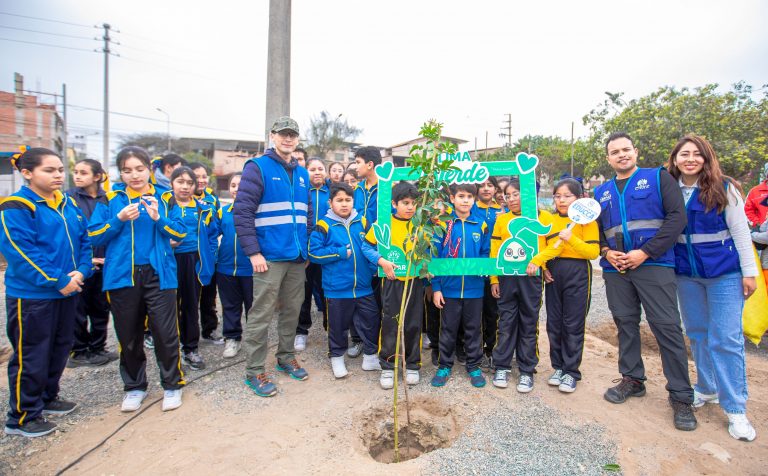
[374,151,551,277]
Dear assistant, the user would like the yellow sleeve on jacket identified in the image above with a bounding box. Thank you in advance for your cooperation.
[364,222,377,245]
[566,221,600,260]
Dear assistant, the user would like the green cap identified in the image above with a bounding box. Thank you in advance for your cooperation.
[271,116,299,134]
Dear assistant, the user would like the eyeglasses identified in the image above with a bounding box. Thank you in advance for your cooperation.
[553,194,576,201]
[503,192,520,200]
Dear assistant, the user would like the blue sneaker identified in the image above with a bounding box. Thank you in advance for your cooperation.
[245,374,278,397]
[468,368,486,388]
[431,367,451,387]
[276,359,309,381]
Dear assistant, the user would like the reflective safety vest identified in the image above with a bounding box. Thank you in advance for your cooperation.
[250,155,309,262]
[674,185,740,278]
[595,167,675,271]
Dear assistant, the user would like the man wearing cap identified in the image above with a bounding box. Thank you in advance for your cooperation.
[234,116,313,397]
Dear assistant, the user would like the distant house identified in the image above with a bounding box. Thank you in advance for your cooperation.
[178,137,265,198]
[0,74,64,196]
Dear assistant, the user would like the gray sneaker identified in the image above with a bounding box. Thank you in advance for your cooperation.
[492,369,510,388]
[517,373,534,393]
[347,342,363,358]
[183,350,206,370]
[548,369,563,386]
[202,331,225,345]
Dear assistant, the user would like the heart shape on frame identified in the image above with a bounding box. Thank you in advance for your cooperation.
[515,153,539,175]
[375,162,395,182]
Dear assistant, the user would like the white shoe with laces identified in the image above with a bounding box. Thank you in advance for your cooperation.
[362,353,381,371]
[405,369,420,386]
[727,413,756,442]
[330,356,348,379]
[223,339,241,358]
[294,334,307,352]
[380,370,394,389]
[162,389,183,412]
[492,369,510,389]
[121,390,147,412]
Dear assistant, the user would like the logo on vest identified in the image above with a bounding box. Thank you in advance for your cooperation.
[299,177,306,187]
[634,178,649,191]
[599,190,612,203]
[272,177,281,181]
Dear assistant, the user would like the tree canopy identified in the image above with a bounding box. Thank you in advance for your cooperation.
[304,111,362,159]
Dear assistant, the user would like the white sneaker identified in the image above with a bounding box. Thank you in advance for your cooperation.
[121,390,147,412]
[380,370,394,389]
[362,353,382,371]
[162,389,183,412]
[223,339,241,359]
[330,356,348,379]
[492,369,510,389]
[422,334,431,349]
[294,334,307,352]
[516,373,534,393]
[405,369,420,386]
[347,342,363,358]
[727,413,756,442]
[692,390,719,408]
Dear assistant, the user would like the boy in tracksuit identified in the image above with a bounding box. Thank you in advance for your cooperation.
[309,183,380,378]
[431,184,490,388]
[362,182,424,389]
[216,173,254,359]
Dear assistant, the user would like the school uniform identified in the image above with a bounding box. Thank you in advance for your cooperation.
[1,187,93,429]
[530,213,599,380]
[216,203,254,341]
[490,210,552,374]
[297,183,329,336]
[362,215,423,370]
[88,183,187,392]
[67,187,111,357]
[309,210,378,357]
[162,192,218,354]
[194,187,222,339]
[471,200,505,356]
[432,213,491,371]
[352,179,381,346]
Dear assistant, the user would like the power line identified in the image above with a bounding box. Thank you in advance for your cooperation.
[0,37,94,52]
[0,11,95,29]
[0,24,98,40]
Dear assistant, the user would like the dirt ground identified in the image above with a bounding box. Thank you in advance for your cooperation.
[1,321,766,475]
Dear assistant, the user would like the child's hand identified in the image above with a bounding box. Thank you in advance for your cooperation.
[432,290,445,309]
[490,283,500,298]
[543,269,554,283]
[526,262,540,276]
[170,240,180,248]
[378,258,396,280]
[141,196,160,221]
[67,270,85,286]
[558,227,572,242]
[92,257,105,267]
[117,203,140,221]
[59,277,82,295]
[346,245,352,258]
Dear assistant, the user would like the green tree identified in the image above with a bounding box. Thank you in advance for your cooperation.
[305,111,362,159]
[582,83,768,185]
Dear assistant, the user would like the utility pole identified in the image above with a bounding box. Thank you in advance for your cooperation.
[501,113,512,147]
[570,121,575,176]
[62,83,68,186]
[102,23,111,172]
[157,108,171,151]
[264,0,291,146]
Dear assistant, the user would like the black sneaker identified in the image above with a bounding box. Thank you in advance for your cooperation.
[67,351,109,368]
[183,350,206,370]
[431,348,439,367]
[604,376,646,404]
[480,354,492,371]
[92,349,119,363]
[43,397,77,416]
[4,417,57,438]
[669,397,698,431]
[202,331,225,345]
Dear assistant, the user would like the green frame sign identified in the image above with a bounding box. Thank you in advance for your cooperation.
[373,152,551,277]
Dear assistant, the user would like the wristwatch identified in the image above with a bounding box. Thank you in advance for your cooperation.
[600,248,610,258]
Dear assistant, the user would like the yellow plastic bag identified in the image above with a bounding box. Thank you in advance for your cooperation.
[743,248,768,345]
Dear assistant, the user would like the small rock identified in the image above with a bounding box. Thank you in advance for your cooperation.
[699,442,731,463]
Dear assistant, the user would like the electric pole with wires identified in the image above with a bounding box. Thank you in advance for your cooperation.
[101,23,111,172]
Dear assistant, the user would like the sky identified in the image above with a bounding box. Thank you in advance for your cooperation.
[1,0,766,160]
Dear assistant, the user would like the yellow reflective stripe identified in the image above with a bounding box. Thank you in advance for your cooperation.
[1,211,57,282]
[15,299,27,425]
[88,223,111,237]
[0,196,36,212]
[164,225,186,239]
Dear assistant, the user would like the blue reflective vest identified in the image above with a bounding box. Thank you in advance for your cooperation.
[249,156,310,262]
[595,167,675,271]
[674,186,740,278]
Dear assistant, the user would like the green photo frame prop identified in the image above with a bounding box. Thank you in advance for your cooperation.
[373,151,551,277]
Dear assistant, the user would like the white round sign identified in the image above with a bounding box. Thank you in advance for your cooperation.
[567,198,601,225]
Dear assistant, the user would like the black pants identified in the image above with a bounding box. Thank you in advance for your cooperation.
[351,276,381,344]
[109,265,184,392]
[71,271,111,355]
[481,280,498,356]
[200,274,218,338]
[438,298,483,371]
[546,259,591,380]
[379,279,423,370]
[604,266,693,403]
[492,275,543,373]
[424,290,440,350]
[217,272,253,341]
[327,295,379,357]
[176,252,201,353]
[296,262,326,335]
[5,296,76,428]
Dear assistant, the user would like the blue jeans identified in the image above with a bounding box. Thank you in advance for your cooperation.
[677,272,748,414]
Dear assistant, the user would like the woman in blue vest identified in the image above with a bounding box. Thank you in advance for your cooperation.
[89,146,187,413]
[667,134,758,442]
[2,147,92,437]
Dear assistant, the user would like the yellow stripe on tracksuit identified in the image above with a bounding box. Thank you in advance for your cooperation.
[15,298,27,425]
[1,212,57,283]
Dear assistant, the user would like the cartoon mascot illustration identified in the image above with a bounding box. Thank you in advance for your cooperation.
[496,216,551,276]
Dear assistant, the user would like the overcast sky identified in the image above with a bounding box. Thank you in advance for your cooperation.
[1,0,766,159]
